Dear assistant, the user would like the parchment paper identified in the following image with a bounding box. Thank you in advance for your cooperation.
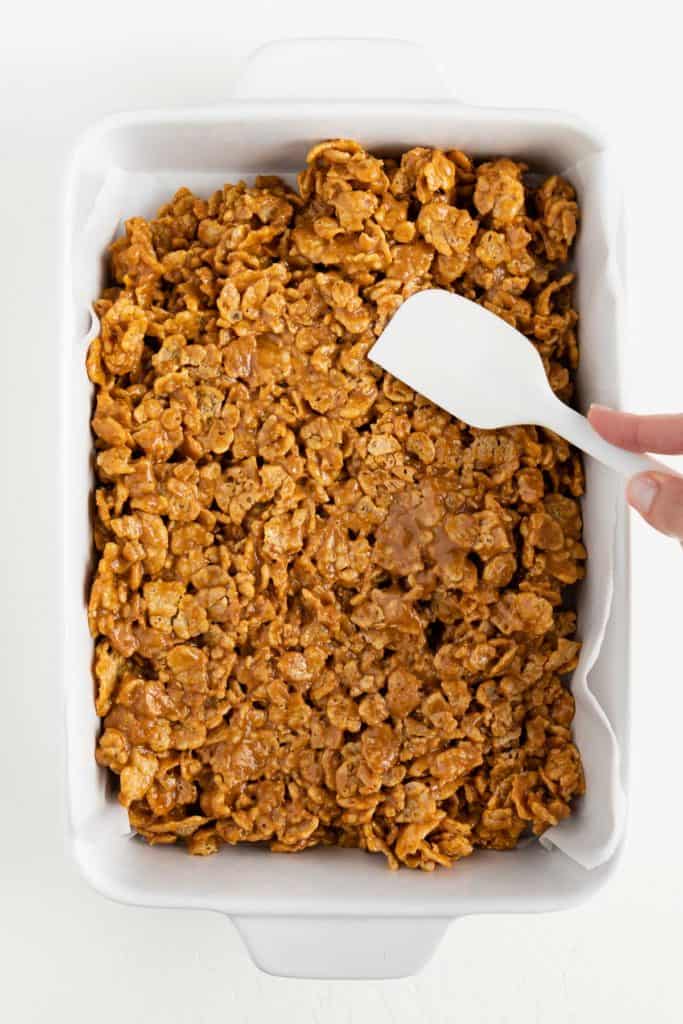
[76,160,627,870]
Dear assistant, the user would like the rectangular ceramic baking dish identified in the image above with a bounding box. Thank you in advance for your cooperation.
[60,38,630,979]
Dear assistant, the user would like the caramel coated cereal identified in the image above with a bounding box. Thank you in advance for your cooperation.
[87,141,585,870]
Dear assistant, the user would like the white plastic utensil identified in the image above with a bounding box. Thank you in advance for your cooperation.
[370,289,659,478]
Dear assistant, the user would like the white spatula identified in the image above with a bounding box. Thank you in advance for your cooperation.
[369,289,659,478]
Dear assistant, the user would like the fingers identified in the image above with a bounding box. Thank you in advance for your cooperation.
[588,406,683,538]
[627,472,683,538]
[588,404,683,454]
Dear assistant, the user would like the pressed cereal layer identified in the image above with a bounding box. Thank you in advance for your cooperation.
[87,140,585,869]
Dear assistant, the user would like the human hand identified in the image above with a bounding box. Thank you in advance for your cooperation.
[588,405,683,538]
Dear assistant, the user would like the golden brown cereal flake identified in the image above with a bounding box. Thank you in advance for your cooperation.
[87,140,585,871]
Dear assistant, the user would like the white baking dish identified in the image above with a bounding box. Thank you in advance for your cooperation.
[60,38,630,979]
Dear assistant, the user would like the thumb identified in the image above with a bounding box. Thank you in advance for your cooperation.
[627,472,683,539]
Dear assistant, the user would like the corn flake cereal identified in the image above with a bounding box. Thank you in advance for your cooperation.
[87,141,584,870]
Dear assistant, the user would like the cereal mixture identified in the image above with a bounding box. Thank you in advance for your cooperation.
[87,140,586,869]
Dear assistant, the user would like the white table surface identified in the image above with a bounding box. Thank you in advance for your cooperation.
[2,2,682,1019]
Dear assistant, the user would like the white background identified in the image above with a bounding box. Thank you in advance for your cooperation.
[1,1,682,1020]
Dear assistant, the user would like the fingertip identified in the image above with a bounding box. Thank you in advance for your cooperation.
[588,404,642,449]
[587,403,615,423]
[626,473,659,517]
[627,471,683,538]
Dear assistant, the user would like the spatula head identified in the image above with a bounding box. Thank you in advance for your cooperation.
[368,289,552,430]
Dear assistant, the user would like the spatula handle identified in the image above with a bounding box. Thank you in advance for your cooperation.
[544,402,665,478]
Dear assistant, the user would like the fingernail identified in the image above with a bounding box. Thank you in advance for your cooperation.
[627,475,659,515]
[588,403,613,414]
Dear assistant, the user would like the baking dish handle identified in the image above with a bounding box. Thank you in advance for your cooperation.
[232,915,450,979]
[233,38,450,101]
